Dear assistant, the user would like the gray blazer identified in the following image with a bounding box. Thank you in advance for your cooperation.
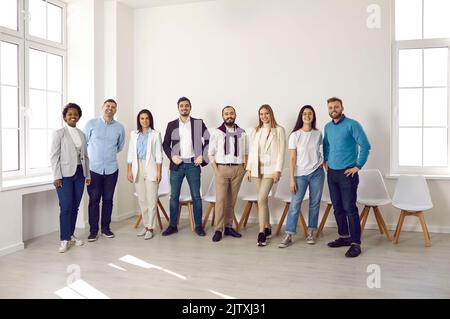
[50,127,90,180]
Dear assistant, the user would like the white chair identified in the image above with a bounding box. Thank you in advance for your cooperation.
[177,178,203,232]
[392,175,433,247]
[202,176,239,230]
[274,168,309,237]
[134,167,170,230]
[237,177,274,231]
[357,169,392,241]
[316,181,332,237]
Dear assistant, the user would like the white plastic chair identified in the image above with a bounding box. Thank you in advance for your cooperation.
[316,181,332,237]
[274,168,310,237]
[392,175,433,247]
[177,178,203,231]
[357,169,392,241]
[201,176,239,230]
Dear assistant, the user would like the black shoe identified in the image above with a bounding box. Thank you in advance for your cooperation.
[327,237,351,248]
[264,227,272,239]
[212,231,222,242]
[257,232,267,247]
[224,227,242,238]
[101,229,115,238]
[88,233,98,242]
[162,225,178,236]
[345,244,362,258]
[195,226,206,237]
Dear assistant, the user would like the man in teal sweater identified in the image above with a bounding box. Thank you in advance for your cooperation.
[323,97,371,258]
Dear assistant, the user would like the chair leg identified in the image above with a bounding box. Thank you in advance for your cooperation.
[211,206,216,226]
[244,202,253,227]
[374,206,392,241]
[275,203,290,236]
[233,214,239,229]
[373,206,384,234]
[188,202,195,231]
[238,202,252,231]
[317,204,331,237]
[156,207,163,230]
[393,211,406,244]
[360,206,370,236]
[417,212,432,247]
[299,210,308,237]
[177,203,183,225]
[134,214,142,229]
[158,199,169,222]
[202,203,214,229]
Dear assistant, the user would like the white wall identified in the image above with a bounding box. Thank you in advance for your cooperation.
[134,0,450,233]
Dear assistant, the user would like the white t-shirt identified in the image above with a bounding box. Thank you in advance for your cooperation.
[288,129,323,176]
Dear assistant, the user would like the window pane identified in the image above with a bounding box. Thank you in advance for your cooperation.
[395,0,422,40]
[47,129,54,167]
[399,49,423,88]
[399,128,422,166]
[0,0,18,31]
[29,48,46,90]
[1,86,19,128]
[399,88,423,127]
[29,129,48,169]
[424,88,448,127]
[424,0,450,39]
[47,53,62,92]
[424,48,448,87]
[424,128,448,166]
[47,92,62,129]
[47,3,62,43]
[29,0,46,39]
[0,41,18,86]
[29,89,47,129]
[1,129,19,172]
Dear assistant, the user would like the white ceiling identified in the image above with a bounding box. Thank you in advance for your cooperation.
[117,0,215,9]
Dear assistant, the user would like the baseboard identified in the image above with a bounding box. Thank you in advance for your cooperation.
[0,242,24,257]
[111,210,139,222]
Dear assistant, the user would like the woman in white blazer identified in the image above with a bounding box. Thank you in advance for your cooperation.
[50,103,91,253]
[246,104,286,247]
[127,109,163,240]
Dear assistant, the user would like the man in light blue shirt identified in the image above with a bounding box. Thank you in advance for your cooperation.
[84,99,125,241]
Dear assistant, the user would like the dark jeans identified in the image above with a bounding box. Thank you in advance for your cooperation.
[169,162,202,228]
[56,165,85,241]
[87,170,119,234]
[327,168,361,245]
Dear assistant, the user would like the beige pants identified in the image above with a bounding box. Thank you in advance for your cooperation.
[255,177,274,231]
[135,160,158,229]
[215,164,245,231]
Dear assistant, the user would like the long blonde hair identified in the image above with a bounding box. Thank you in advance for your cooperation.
[256,104,278,132]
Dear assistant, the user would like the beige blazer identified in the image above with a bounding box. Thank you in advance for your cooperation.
[246,125,286,177]
[127,129,163,182]
[50,127,90,180]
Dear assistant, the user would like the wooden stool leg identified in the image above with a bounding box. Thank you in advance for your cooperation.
[233,214,239,229]
[156,207,163,230]
[373,206,384,234]
[299,210,308,237]
[393,211,406,244]
[374,207,392,241]
[158,199,169,222]
[317,204,331,237]
[202,203,214,229]
[275,203,290,236]
[211,205,216,226]
[244,202,253,227]
[360,206,370,236]
[417,212,432,247]
[238,202,252,231]
[134,214,142,229]
[177,203,183,226]
[188,202,195,231]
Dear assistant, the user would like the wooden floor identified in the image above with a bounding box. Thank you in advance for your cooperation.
[1,218,449,299]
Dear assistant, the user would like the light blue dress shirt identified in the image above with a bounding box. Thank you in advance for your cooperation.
[84,117,125,175]
[137,130,151,160]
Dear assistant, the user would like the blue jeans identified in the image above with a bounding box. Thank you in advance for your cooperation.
[87,170,119,234]
[56,165,85,241]
[169,162,203,228]
[327,168,361,245]
[285,167,325,234]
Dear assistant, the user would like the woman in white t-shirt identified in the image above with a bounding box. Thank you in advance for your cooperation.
[278,105,325,248]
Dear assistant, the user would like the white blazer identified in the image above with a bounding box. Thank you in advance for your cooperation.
[127,129,163,182]
[246,125,286,178]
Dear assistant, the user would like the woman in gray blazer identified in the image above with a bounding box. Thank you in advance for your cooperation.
[50,103,91,253]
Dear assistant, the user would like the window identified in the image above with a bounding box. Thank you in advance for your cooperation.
[393,0,450,176]
[0,0,66,185]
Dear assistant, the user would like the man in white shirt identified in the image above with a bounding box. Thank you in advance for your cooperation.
[208,106,248,242]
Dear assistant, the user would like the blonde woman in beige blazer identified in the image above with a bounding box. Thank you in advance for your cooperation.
[127,109,163,240]
[246,104,286,247]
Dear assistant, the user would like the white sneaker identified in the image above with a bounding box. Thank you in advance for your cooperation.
[137,228,147,237]
[278,235,292,248]
[71,235,84,246]
[58,240,70,253]
[144,230,154,240]
[306,233,315,245]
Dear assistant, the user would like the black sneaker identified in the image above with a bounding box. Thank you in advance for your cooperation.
[264,227,272,239]
[224,227,242,238]
[195,226,206,237]
[327,237,351,248]
[102,229,115,238]
[88,233,98,242]
[345,244,362,258]
[212,230,222,242]
[257,232,267,247]
[162,225,178,236]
